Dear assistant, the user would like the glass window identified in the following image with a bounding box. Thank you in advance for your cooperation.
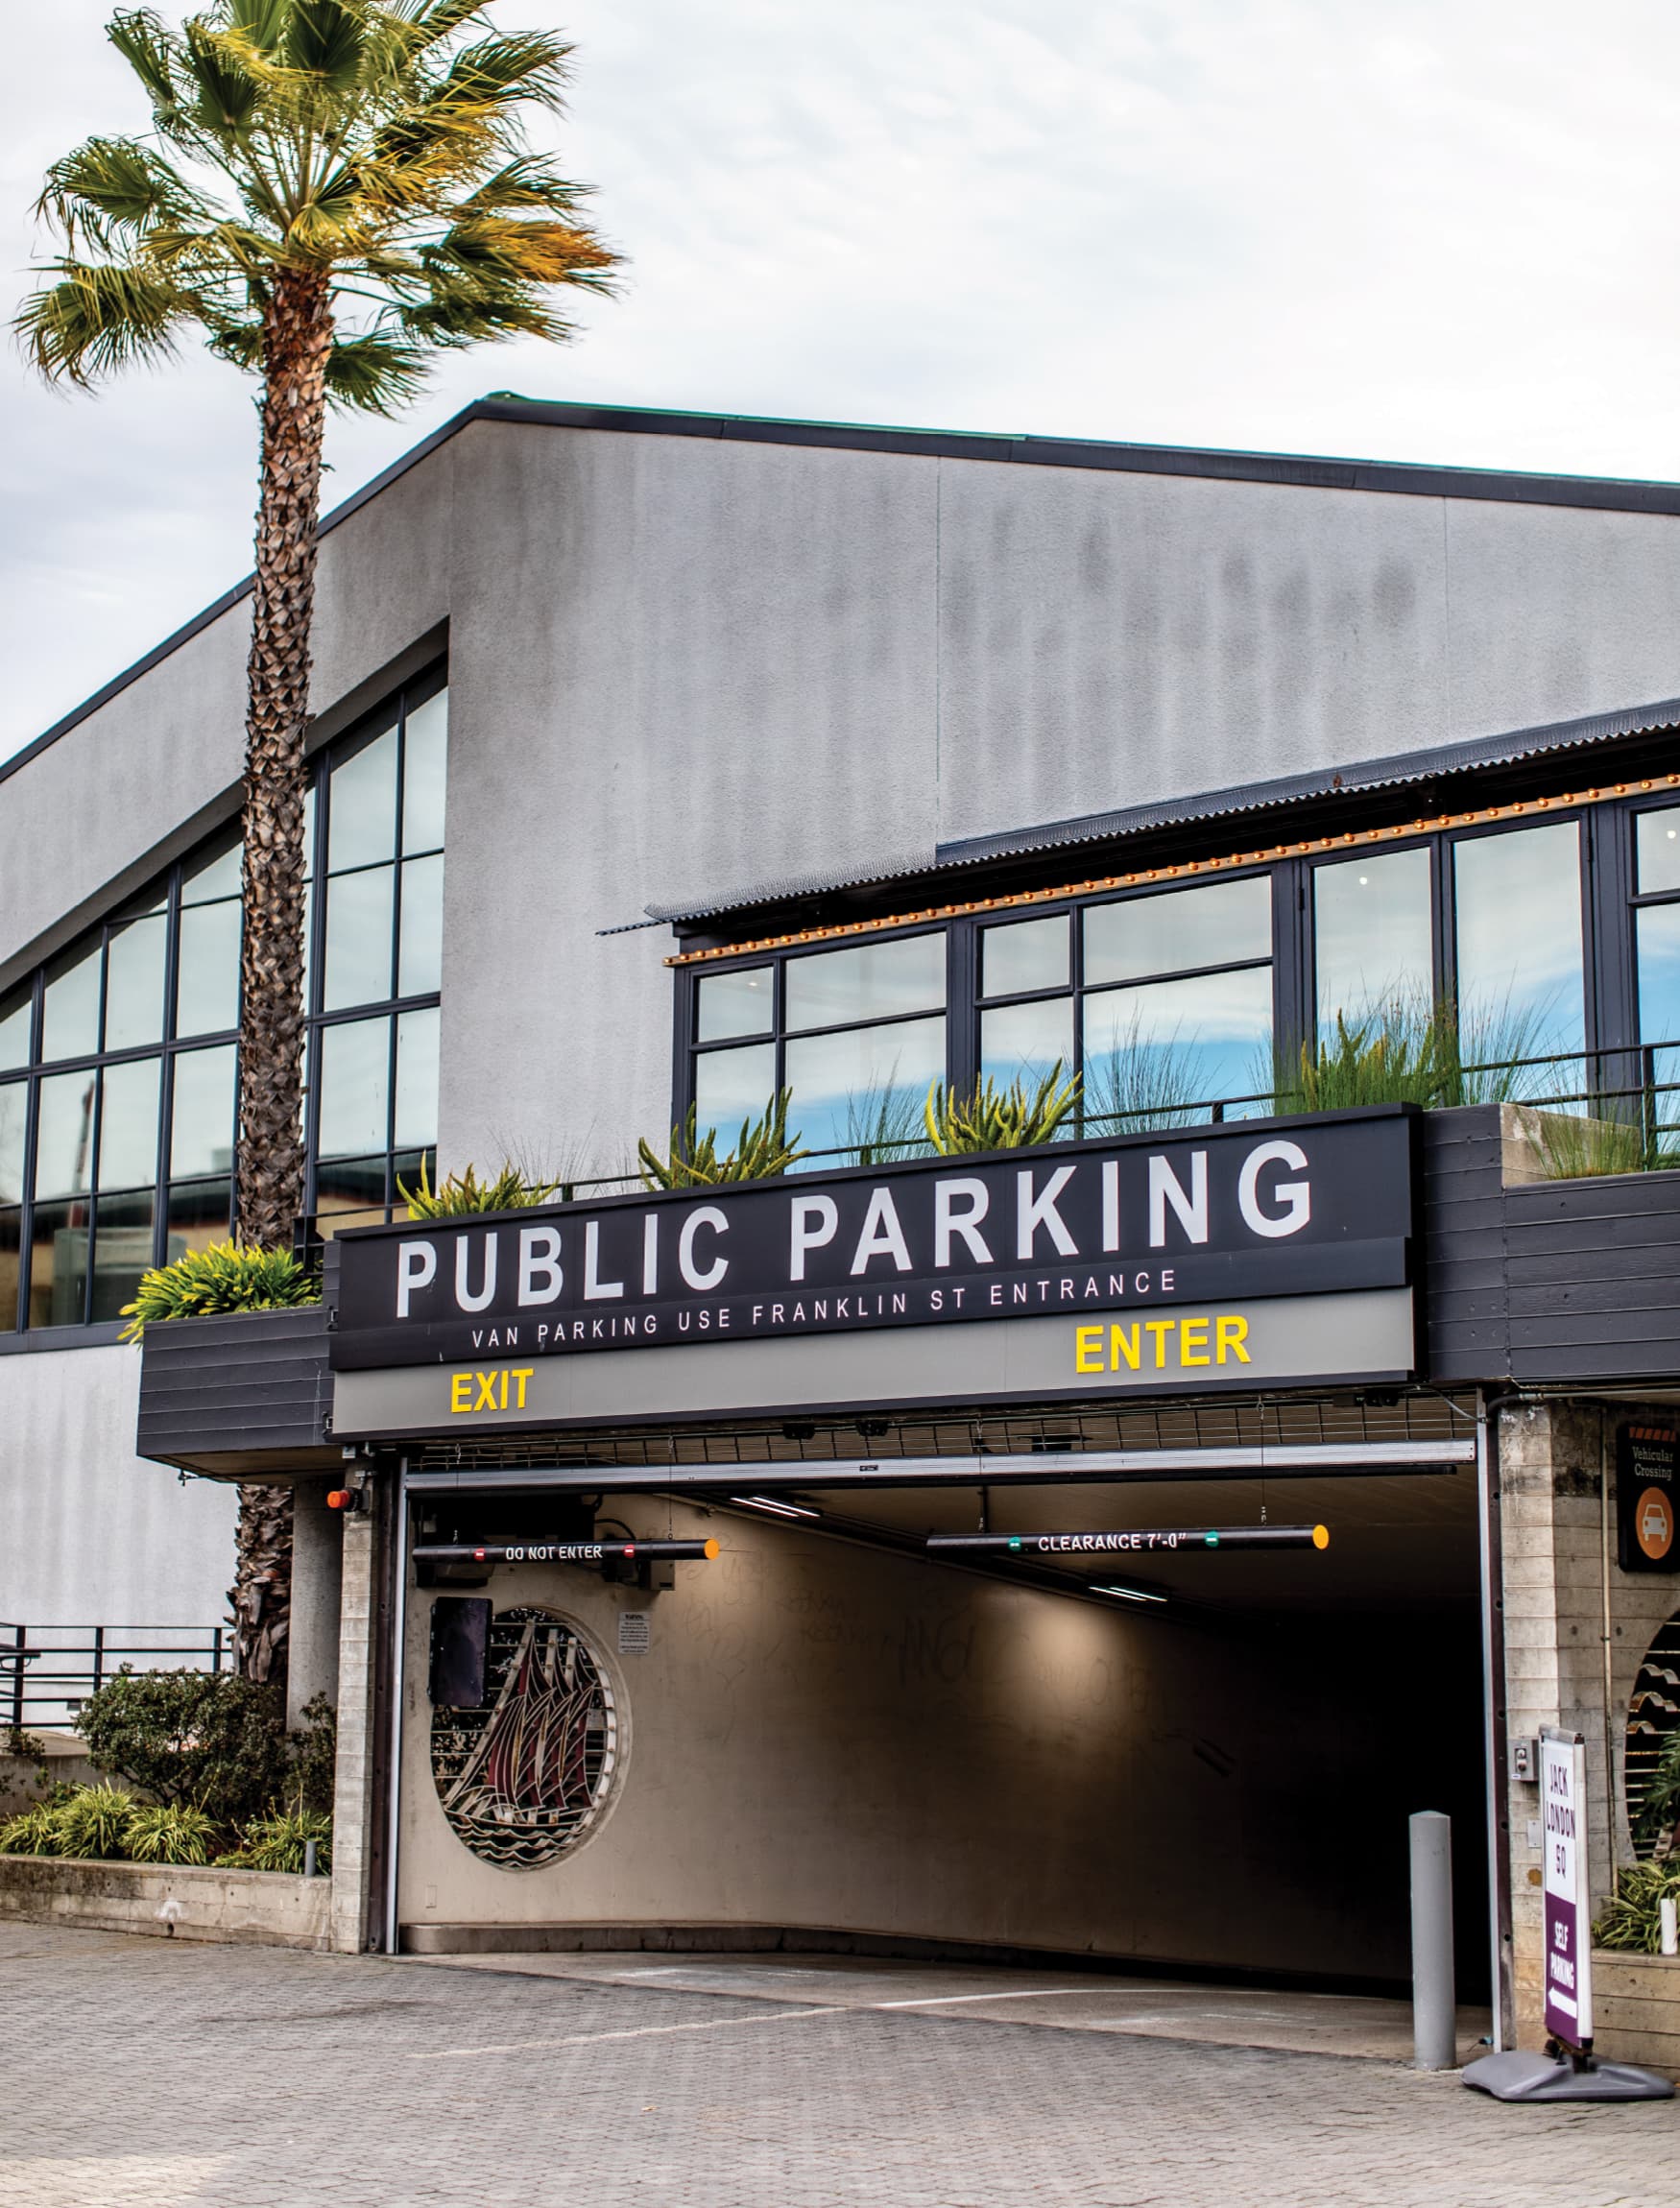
[36,1069,97,1199]
[397,854,444,998]
[104,913,167,1051]
[0,1083,25,1206]
[980,999,1074,1086]
[1638,806,1680,898]
[41,941,102,1063]
[1085,876,1271,988]
[981,916,1068,998]
[785,1016,946,1158]
[1640,905,1680,1046]
[29,1200,89,1328]
[182,840,241,905]
[1453,823,1584,1061]
[163,1178,231,1261]
[323,865,395,1011]
[97,1057,160,1190]
[394,1006,440,1151]
[314,1155,390,1226]
[1084,968,1272,1123]
[318,1017,391,1159]
[176,900,241,1036]
[401,691,448,853]
[91,1189,155,1322]
[170,1045,236,1180]
[1314,846,1433,1027]
[328,724,398,872]
[0,986,31,1072]
[693,1042,778,1141]
[0,1208,19,1332]
[697,966,774,1042]
[783,935,945,1032]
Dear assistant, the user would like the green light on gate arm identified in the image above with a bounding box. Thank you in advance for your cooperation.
[1008,1538,1022,1551]
[1205,1529,1219,1548]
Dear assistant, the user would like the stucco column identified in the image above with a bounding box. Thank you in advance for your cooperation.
[287,1481,343,1732]
[329,1497,384,1956]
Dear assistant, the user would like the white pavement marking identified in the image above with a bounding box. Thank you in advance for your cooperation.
[867,1986,1092,2008]
[412,2004,839,2058]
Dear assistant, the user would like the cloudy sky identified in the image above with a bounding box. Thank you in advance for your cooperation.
[4,0,1679,760]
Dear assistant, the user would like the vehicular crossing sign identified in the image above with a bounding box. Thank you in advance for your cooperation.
[1542,1731,1593,2052]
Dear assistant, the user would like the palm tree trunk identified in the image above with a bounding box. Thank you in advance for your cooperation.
[232,269,332,1683]
[236,267,332,1254]
[228,1481,294,1690]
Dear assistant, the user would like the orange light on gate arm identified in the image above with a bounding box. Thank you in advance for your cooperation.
[1312,1524,1331,1550]
[704,1537,720,1560]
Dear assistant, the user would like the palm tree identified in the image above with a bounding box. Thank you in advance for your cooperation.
[17,1,617,1682]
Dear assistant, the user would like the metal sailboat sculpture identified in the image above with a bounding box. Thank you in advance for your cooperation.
[444,1617,599,1834]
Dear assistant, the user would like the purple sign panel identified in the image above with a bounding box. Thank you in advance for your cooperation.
[1542,1733,1594,2051]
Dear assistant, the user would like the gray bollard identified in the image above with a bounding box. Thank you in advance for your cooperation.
[303,1838,319,1880]
[1410,1811,1456,2070]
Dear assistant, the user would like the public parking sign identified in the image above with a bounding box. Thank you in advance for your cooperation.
[1542,1731,1593,2052]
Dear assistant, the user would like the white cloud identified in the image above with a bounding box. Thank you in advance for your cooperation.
[5,0,1680,760]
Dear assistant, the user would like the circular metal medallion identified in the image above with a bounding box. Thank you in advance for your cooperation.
[430,1606,618,1869]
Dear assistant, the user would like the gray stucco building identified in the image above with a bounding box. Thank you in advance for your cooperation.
[9,397,1680,2061]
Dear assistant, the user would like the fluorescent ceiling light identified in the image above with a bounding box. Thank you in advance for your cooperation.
[1091,1584,1167,1604]
[730,1494,820,1520]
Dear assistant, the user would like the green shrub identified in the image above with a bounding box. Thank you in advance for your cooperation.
[0,1804,62,1857]
[1633,1729,1680,1858]
[119,1239,319,1343]
[291,1694,338,1817]
[1594,1858,1680,1952]
[398,1157,559,1216]
[223,1806,333,1875]
[125,1802,220,1866]
[1272,993,1554,1116]
[842,1081,930,1167]
[52,1784,138,1860]
[76,1669,292,1824]
[639,1092,806,1188]
[924,1065,1082,1154]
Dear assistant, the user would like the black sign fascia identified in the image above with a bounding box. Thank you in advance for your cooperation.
[330,1108,1417,1373]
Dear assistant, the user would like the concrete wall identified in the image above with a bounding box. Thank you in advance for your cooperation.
[0,1855,331,1950]
[396,1497,1476,1983]
[0,1347,233,1628]
[1496,1400,1680,2050]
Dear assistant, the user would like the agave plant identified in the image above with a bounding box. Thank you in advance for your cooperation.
[224,1806,333,1876]
[638,1093,807,1188]
[924,1064,1082,1155]
[52,1783,139,1861]
[1594,1856,1680,1952]
[119,1239,319,1343]
[0,1804,61,1858]
[125,1802,220,1867]
[398,1157,560,1217]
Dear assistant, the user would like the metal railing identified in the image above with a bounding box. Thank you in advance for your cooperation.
[1,1622,228,1735]
[303,1040,1680,1241]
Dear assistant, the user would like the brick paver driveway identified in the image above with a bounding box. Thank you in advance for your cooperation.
[3,1925,1676,2207]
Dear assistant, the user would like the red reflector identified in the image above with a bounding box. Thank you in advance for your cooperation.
[326,1490,350,1510]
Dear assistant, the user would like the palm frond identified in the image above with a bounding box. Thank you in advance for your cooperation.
[324,326,430,411]
[107,8,185,121]
[281,0,372,92]
[36,136,210,250]
[16,258,198,385]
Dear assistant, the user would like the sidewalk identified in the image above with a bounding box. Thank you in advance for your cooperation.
[3,1924,1673,2207]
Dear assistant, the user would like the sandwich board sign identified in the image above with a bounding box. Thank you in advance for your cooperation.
[1542,1730,1593,2052]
